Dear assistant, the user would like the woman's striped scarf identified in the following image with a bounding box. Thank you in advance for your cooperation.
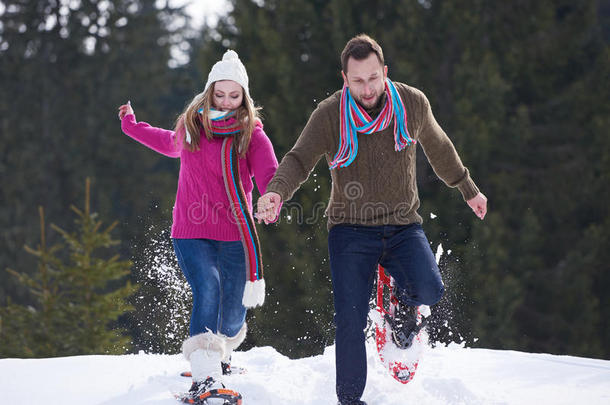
[196,108,265,308]
[329,78,415,169]
[184,108,243,144]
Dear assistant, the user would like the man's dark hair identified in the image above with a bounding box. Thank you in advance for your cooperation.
[341,34,385,73]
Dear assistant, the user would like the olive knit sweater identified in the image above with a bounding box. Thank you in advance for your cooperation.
[265,82,480,229]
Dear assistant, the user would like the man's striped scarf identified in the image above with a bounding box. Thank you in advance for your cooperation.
[330,78,415,169]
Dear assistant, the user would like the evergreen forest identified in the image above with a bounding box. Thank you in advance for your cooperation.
[1,0,608,360]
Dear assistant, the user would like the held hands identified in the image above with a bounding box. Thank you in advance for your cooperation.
[467,192,488,220]
[256,192,282,224]
[117,100,134,120]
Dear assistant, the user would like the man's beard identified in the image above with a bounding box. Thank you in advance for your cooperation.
[356,92,384,110]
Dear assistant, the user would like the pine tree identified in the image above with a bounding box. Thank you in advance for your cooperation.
[0,178,137,357]
[0,207,67,357]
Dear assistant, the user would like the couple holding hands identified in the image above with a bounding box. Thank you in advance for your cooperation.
[118,34,487,405]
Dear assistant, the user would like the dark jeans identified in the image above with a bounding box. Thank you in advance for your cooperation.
[173,238,247,338]
[328,223,444,403]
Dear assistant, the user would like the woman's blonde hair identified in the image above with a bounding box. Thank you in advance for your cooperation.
[174,83,261,157]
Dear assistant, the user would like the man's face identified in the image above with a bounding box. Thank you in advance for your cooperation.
[342,53,388,109]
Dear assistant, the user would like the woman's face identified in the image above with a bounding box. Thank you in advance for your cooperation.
[212,80,244,111]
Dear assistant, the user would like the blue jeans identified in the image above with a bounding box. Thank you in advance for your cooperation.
[328,223,444,403]
[172,238,247,338]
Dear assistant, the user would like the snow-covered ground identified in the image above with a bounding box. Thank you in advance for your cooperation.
[1,341,609,405]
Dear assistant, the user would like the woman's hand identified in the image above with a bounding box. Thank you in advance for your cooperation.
[118,101,134,120]
[256,192,282,224]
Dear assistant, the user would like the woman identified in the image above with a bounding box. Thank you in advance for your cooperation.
[118,50,278,402]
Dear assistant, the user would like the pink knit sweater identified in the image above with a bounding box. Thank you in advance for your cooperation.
[121,114,278,241]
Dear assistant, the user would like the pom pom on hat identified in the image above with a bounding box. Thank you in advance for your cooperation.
[222,49,239,61]
[204,49,250,98]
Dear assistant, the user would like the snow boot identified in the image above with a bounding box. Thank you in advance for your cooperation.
[179,333,242,404]
[385,301,428,349]
[180,325,248,379]
[178,347,242,404]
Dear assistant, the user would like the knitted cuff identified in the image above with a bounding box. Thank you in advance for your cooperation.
[457,175,480,201]
[120,114,136,131]
[265,177,292,203]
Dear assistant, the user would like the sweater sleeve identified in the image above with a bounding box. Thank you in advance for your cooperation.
[247,125,279,195]
[416,93,479,201]
[265,104,332,202]
[121,114,182,158]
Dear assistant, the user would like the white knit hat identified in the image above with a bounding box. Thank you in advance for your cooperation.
[204,49,250,98]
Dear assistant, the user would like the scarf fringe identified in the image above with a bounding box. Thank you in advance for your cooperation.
[242,279,266,308]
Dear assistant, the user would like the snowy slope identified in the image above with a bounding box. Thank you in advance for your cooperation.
[1,341,609,405]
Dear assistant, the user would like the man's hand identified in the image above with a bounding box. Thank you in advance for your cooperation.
[256,192,282,224]
[467,192,488,220]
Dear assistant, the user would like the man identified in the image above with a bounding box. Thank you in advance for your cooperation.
[257,34,487,405]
